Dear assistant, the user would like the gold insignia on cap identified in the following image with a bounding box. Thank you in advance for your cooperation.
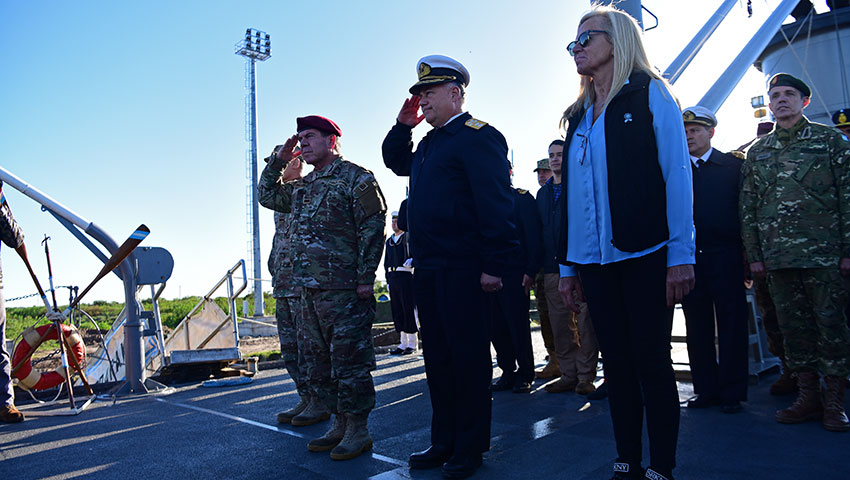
[418,63,431,80]
[683,111,696,122]
[840,113,848,124]
[465,118,487,130]
[770,76,778,85]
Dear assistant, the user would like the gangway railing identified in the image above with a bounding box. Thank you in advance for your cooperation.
[165,260,247,365]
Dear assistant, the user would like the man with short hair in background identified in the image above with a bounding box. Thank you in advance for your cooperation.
[537,140,599,396]
[531,158,558,380]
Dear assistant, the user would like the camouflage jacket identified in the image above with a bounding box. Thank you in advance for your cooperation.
[267,210,298,298]
[740,117,850,270]
[258,156,387,289]
[0,181,25,289]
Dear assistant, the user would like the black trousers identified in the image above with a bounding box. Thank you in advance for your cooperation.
[681,249,749,403]
[489,270,535,383]
[577,247,679,476]
[414,268,492,455]
[387,271,417,334]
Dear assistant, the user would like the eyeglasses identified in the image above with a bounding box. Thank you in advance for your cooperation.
[567,30,608,56]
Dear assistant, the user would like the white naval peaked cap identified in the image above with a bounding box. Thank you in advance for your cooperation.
[409,54,470,95]
[682,105,717,128]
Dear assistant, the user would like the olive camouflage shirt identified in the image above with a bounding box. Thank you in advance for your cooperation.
[740,117,850,270]
[0,181,25,289]
[267,210,297,298]
[258,156,386,289]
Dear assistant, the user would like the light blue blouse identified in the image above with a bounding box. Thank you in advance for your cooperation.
[559,78,695,277]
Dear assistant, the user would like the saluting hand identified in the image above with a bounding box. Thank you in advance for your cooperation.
[666,264,695,308]
[270,135,300,171]
[397,95,425,127]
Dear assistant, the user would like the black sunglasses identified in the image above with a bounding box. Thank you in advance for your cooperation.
[567,29,608,56]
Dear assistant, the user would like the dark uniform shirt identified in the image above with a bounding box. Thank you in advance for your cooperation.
[0,182,25,289]
[382,113,520,274]
[692,148,744,252]
[513,188,542,277]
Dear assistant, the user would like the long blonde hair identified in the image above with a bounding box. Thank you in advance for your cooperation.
[560,4,672,130]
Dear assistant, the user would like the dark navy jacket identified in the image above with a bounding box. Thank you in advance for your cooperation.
[382,112,521,276]
[513,188,543,277]
[536,179,563,274]
[692,148,744,252]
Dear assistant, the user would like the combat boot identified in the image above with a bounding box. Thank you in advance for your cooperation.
[329,413,373,460]
[776,371,823,424]
[822,376,850,432]
[276,395,310,424]
[770,360,797,395]
[307,414,347,451]
[535,348,560,379]
[291,397,331,426]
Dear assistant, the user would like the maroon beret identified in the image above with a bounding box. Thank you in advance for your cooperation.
[296,115,342,137]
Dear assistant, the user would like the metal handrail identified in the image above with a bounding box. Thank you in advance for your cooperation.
[167,260,247,352]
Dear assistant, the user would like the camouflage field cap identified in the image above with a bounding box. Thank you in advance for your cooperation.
[768,73,811,98]
[409,55,470,95]
[533,158,551,172]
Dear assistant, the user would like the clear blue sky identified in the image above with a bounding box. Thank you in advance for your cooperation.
[0,1,803,307]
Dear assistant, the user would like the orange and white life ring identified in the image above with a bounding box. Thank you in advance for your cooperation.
[12,323,85,391]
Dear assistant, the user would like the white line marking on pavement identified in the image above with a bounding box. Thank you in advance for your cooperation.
[155,398,407,467]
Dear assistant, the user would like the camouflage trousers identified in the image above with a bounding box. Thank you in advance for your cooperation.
[753,277,786,362]
[299,288,376,416]
[275,295,308,398]
[767,268,850,376]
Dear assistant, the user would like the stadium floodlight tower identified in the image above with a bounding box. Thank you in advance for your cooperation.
[235,28,271,318]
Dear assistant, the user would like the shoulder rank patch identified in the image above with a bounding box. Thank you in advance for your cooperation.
[465,118,487,130]
[354,179,386,217]
[516,188,528,195]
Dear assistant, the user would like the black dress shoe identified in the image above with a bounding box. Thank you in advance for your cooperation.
[687,395,721,408]
[490,376,515,392]
[441,453,482,479]
[512,380,532,393]
[721,401,742,414]
[409,445,452,469]
[390,347,405,355]
[402,347,416,355]
[588,381,609,400]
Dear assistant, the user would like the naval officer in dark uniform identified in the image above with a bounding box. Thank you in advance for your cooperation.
[382,54,520,479]
[680,106,749,413]
[490,184,542,393]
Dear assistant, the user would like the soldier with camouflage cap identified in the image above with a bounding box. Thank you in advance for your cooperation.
[264,207,313,425]
[740,73,850,432]
[259,115,387,459]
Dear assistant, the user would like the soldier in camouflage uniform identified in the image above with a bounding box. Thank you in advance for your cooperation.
[740,73,850,432]
[0,182,25,423]
[265,207,312,424]
[258,115,387,459]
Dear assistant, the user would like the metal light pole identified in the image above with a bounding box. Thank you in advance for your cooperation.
[235,28,270,317]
